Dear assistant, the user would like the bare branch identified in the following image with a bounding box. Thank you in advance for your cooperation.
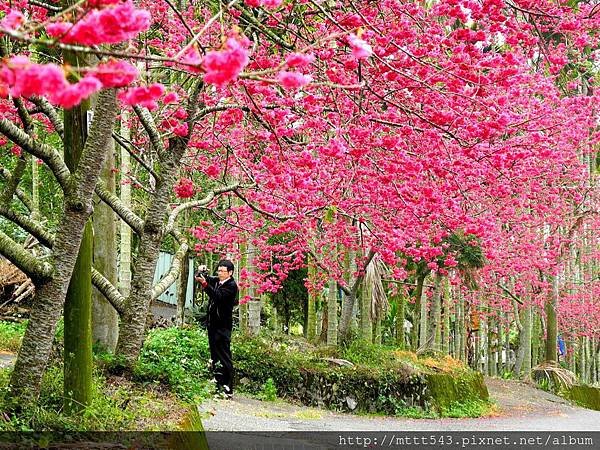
[498,282,523,305]
[0,119,71,191]
[91,268,126,314]
[0,166,33,211]
[95,179,144,235]
[29,97,64,139]
[28,0,62,11]
[165,183,242,234]
[0,230,53,281]
[133,106,166,160]
[0,206,54,249]
[112,132,159,180]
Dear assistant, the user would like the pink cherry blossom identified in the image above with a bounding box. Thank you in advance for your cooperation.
[0,10,25,31]
[174,178,194,198]
[118,83,165,109]
[51,75,102,108]
[285,53,315,68]
[91,60,138,88]
[277,71,312,89]
[348,33,372,59]
[46,1,151,46]
[203,36,250,87]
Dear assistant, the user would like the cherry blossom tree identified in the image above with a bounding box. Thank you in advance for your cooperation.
[0,0,598,406]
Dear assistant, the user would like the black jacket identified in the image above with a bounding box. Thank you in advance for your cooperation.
[203,276,238,331]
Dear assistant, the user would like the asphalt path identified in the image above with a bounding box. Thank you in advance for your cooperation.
[200,377,600,432]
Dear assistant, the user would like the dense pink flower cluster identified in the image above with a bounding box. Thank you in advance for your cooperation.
[174,177,195,198]
[347,33,372,59]
[285,53,315,68]
[46,1,151,46]
[0,56,102,107]
[0,10,25,31]
[0,55,142,107]
[244,0,282,8]
[202,37,250,86]
[277,71,312,90]
[117,83,165,109]
[89,60,138,88]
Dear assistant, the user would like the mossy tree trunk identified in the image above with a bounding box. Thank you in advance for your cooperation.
[360,283,372,343]
[91,140,119,352]
[373,316,382,344]
[327,278,338,346]
[545,274,558,364]
[411,273,426,351]
[64,222,93,413]
[176,248,190,327]
[419,278,428,349]
[425,272,442,351]
[454,292,463,361]
[63,47,93,412]
[395,294,406,350]
[306,256,317,341]
[442,277,450,355]
[118,110,132,298]
[487,317,496,377]
[536,310,546,367]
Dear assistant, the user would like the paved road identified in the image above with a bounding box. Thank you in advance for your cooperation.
[200,377,600,431]
[0,352,15,369]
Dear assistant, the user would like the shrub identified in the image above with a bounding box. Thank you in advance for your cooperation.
[0,365,183,431]
[134,327,213,402]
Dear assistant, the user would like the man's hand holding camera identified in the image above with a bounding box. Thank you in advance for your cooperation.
[195,264,209,288]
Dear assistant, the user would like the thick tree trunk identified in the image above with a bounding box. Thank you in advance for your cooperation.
[9,89,118,405]
[64,221,93,413]
[327,278,338,346]
[176,249,190,327]
[395,295,405,350]
[62,57,94,412]
[92,145,119,351]
[545,275,558,363]
[306,257,317,341]
[115,156,181,362]
[411,273,425,351]
[360,283,372,343]
[238,243,249,333]
[425,273,442,351]
[118,110,132,297]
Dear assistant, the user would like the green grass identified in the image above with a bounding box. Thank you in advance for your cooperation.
[440,400,494,418]
[0,321,27,352]
[0,365,186,431]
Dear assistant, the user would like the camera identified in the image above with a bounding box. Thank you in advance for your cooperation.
[195,266,210,279]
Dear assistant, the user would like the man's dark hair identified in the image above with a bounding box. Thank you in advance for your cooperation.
[217,259,234,273]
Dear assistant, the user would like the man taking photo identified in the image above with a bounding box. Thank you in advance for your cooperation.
[195,259,238,399]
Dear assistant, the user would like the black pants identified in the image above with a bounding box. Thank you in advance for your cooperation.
[207,327,233,392]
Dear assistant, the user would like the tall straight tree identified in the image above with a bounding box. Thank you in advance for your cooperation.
[62,45,93,413]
